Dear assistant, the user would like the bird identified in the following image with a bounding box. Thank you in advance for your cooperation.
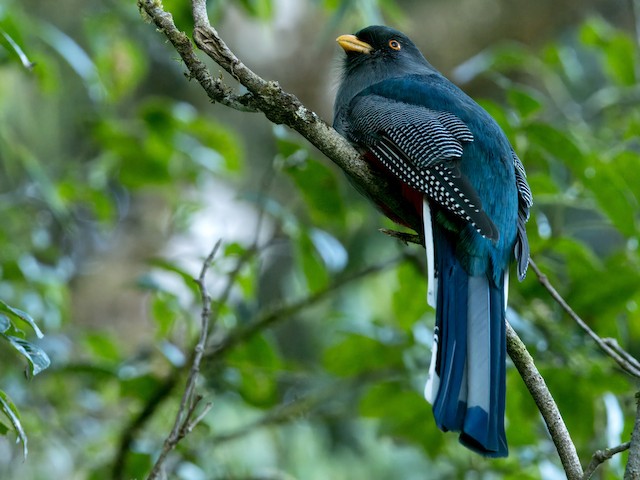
[333,25,532,457]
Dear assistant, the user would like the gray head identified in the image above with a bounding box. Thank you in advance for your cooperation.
[334,25,438,128]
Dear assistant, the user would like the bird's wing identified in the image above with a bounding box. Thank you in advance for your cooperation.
[347,93,498,241]
[512,149,533,280]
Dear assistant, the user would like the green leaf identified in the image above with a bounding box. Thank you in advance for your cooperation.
[0,27,33,70]
[0,391,27,459]
[323,333,404,376]
[124,451,153,479]
[148,258,201,298]
[227,334,282,407]
[540,366,599,453]
[284,156,346,229]
[309,228,348,273]
[237,0,273,19]
[580,17,610,44]
[477,99,515,137]
[459,42,534,81]
[95,37,147,102]
[582,158,637,236]
[580,18,637,86]
[0,314,10,333]
[224,242,248,257]
[526,172,559,196]
[150,291,182,338]
[119,374,163,401]
[603,34,637,86]
[507,86,544,119]
[582,151,640,237]
[189,115,243,173]
[96,98,231,188]
[569,252,640,329]
[2,335,51,376]
[84,333,122,363]
[360,380,442,455]
[392,262,429,331]
[0,300,44,338]
[523,122,584,171]
[504,369,539,447]
[295,229,330,292]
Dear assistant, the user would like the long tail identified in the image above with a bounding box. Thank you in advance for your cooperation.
[423,201,508,457]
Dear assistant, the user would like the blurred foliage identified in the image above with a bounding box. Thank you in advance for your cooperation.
[0,0,638,479]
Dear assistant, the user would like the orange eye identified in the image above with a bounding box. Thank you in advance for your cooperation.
[389,39,401,50]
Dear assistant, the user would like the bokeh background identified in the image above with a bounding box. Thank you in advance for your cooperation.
[1,0,639,478]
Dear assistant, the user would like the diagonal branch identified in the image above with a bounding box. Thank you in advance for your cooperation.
[529,259,640,379]
[506,322,583,479]
[138,0,421,232]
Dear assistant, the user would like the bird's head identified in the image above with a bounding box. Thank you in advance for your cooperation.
[336,25,433,77]
[333,25,438,122]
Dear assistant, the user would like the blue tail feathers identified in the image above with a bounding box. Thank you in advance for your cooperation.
[428,226,508,457]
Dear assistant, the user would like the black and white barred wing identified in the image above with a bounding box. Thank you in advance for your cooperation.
[347,94,498,241]
[512,149,533,280]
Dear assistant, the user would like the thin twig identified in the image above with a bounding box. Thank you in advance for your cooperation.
[185,401,214,433]
[506,322,584,479]
[113,240,260,479]
[603,338,640,372]
[139,175,273,475]
[379,228,423,245]
[113,250,398,477]
[583,441,631,479]
[147,240,221,480]
[115,241,260,479]
[624,392,640,479]
[529,259,640,379]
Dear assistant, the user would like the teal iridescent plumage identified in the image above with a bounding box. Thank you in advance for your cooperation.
[334,25,532,457]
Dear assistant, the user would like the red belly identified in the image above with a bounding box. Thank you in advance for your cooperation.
[363,151,424,228]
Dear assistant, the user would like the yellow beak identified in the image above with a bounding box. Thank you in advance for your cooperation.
[336,34,373,54]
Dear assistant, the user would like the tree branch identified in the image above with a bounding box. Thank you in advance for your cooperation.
[147,241,221,480]
[505,322,583,479]
[138,0,421,231]
[113,246,400,477]
[625,392,640,479]
[137,0,258,111]
[529,259,640,379]
[583,441,630,479]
